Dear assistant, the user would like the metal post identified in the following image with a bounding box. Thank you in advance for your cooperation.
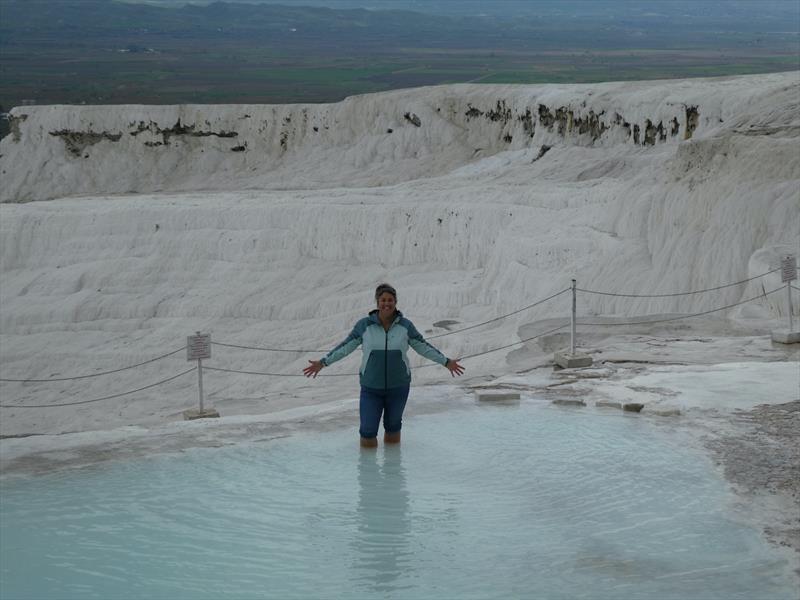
[571,279,577,355]
[772,256,799,344]
[197,357,205,412]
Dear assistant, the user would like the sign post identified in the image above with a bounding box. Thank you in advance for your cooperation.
[772,256,799,344]
[184,332,220,420]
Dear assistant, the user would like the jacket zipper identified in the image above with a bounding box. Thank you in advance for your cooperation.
[384,326,389,391]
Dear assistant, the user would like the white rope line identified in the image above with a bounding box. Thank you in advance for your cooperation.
[427,287,570,339]
[212,341,323,353]
[204,366,353,377]
[460,324,569,360]
[0,278,793,406]
[0,346,186,383]
[419,323,569,364]
[576,267,780,298]
[0,367,196,409]
[206,324,570,377]
[577,286,784,327]
[210,287,572,352]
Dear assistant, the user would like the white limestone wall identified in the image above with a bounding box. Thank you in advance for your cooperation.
[3,73,797,203]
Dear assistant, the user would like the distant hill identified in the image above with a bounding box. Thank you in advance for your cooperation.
[117,0,800,24]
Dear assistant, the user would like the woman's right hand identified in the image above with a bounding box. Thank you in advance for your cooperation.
[303,360,324,378]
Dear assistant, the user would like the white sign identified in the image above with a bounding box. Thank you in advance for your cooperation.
[187,333,211,361]
[781,255,797,283]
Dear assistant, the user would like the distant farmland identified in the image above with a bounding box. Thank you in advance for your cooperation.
[0,0,798,109]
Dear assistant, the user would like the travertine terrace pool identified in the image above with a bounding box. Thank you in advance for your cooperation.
[1,401,796,599]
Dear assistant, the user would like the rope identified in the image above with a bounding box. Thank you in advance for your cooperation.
[792,284,800,293]
[576,267,780,298]
[0,367,196,409]
[427,288,570,339]
[212,341,324,353]
[210,288,571,353]
[577,286,784,327]
[0,347,186,383]
[206,324,570,377]
[205,366,354,377]
[412,324,569,366]
[1,278,791,402]
[459,324,568,360]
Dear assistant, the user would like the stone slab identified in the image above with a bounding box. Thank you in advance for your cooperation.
[771,329,800,344]
[648,407,681,417]
[552,399,586,407]
[596,400,622,410]
[476,392,521,402]
[553,351,593,369]
[183,408,221,420]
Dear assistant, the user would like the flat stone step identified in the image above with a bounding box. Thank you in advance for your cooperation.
[183,408,220,420]
[476,392,521,402]
[647,407,681,417]
[771,329,800,344]
[554,351,593,369]
[595,400,622,409]
[552,399,586,407]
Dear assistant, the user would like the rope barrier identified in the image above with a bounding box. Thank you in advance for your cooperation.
[459,324,569,360]
[212,341,323,353]
[204,366,353,377]
[577,286,784,327]
[0,367,196,409]
[0,346,186,383]
[0,274,793,408]
[576,267,780,298]
[427,288,570,339]
[206,324,570,377]
[210,287,572,353]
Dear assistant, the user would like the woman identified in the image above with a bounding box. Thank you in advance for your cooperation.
[303,283,465,447]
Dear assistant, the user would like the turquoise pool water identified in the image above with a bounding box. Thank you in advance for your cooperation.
[1,401,796,599]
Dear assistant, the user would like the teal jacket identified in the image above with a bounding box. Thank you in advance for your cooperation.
[321,310,450,390]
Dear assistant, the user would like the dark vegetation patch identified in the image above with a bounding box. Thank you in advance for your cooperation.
[404,112,421,127]
[685,105,700,139]
[532,144,552,162]
[129,119,238,144]
[49,129,123,157]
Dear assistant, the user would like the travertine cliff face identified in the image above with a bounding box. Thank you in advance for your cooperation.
[3,73,796,203]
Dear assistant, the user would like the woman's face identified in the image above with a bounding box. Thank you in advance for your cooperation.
[377,292,396,318]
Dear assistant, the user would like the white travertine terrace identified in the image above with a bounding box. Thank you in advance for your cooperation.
[0,72,798,435]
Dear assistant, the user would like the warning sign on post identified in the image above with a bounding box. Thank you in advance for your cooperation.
[781,255,797,283]
[187,333,211,361]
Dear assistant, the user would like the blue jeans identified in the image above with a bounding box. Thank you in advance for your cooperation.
[359,385,410,438]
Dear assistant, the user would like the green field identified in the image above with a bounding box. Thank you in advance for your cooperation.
[0,0,798,109]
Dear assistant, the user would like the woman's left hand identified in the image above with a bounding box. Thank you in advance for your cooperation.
[445,359,465,377]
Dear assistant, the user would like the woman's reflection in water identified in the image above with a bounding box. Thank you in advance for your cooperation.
[354,446,412,594]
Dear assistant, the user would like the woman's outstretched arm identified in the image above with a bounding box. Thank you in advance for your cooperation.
[302,320,366,378]
[406,321,465,377]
